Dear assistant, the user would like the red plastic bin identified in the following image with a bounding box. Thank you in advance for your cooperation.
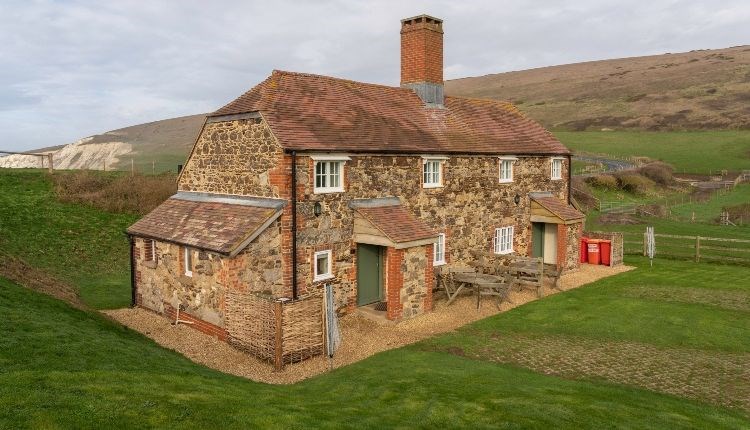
[580,237,589,263]
[587,239,601,265]
[600,240,612,266]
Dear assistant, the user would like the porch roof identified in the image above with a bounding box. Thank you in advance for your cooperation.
[350,198,438,249]
[530,195,585,224]
[127,192,285,256]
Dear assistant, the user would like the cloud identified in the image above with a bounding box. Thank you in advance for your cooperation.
[0,0,748,150]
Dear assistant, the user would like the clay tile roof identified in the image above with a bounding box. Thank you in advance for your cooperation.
[531,196,585,222]
[127,194,284,256]
[355,203,437,243]
[210,70,569,155]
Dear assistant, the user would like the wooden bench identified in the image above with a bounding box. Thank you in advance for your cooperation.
[469,251,562,298]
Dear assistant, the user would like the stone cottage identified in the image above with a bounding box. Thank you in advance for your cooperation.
[127,14,584,343]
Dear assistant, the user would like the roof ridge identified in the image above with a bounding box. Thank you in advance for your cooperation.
[272,69,415,93]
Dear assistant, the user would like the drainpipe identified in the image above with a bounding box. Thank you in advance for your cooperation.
[567,154,573,205]
[128,234,136,307]
[290,151,299,300]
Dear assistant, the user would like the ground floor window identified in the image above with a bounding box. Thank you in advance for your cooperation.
[314,250,333,281]
[434,233,446,265]
[494,226,514,254]
[184,247,193,277]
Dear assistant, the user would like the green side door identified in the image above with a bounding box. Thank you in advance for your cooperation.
[531,222,545,259]
[357,244,383,306]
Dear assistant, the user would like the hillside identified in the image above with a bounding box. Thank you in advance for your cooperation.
[445,45,750,131]
[0,113,206,172]
[1,46,748,172]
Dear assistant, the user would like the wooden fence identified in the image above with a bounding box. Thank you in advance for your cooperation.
[621,231,750,265]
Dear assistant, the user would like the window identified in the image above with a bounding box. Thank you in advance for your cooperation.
[494,226,514,255]
[184,247,193,277]
[314,250,333,281]
[551,158,563,180]
[434,233,446,265]
[498,157,517,183]
[422,159,443,188]
[314,161,344,193]
[144,239,157,262]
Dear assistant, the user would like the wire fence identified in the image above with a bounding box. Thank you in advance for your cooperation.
[622,230,750,266]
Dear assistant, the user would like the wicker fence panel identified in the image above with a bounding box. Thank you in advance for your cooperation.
[225,290,325,368]
[225,291,276,362]
[282,294,325,364]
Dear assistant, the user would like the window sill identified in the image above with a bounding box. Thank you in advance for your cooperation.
[433,260,446,266]
[498,179,514,184]
[143,261,157,269]
[313,188,344,194]
[494,250,514,255]
[551,177,563,181]
[422,184,443,189]
[313,274,334,283]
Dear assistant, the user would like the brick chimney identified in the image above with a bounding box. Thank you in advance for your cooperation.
[400,14,444,107]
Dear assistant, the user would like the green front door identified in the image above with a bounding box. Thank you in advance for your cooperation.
[531,222,545,259]
[357,244,384,306]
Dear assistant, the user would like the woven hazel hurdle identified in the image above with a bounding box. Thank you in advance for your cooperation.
[225,291,325,370]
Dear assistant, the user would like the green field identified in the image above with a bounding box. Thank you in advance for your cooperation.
[556,130,750,174]
[2,257,749,428]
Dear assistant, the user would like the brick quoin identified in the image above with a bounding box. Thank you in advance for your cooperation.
[385,247,404,320]
[424,244,434,312]
[557,224,567,268]
[400,15,443,85]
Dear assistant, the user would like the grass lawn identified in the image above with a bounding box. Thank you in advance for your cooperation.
[0,169,137,309]
[670,184,750,223]
[2,261,749,429]
[556,130,750,174]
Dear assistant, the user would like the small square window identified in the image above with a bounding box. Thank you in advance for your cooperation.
[423,159,443,188]
[551,158,563,180]
[494,226,514,255]
[314,161,344,193]
[314,250,333,281]
[434,233,446,265]
[184,247,193,277]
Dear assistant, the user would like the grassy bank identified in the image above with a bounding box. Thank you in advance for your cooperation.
[0,169,138,308]
[556,130,750,174]
[2,258,749,428]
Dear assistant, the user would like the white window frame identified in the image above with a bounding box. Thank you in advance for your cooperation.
[434,233,446,266]
[313,250,333,281]
[498,156,517,183]
[148,239,156,263]
[312,156,350,194]
[551,157,564,181]
[422,158,445,188]
[184,247,193,277]
[494,226,515,255]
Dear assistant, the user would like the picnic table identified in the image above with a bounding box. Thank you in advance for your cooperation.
[447,272,512,309]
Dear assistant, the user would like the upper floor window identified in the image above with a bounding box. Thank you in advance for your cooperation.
[494,226,514,255]
[551,157,564,180]
[498,156,517,183]
[312,155,350,194]
[434,233,446,266]
[422,157,446,188]
[314,250,333,281]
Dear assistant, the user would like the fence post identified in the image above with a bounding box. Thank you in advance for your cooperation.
[695,236,701,262]
[47,154,53,172]
[643,232,647,256]
[274,300,283,371]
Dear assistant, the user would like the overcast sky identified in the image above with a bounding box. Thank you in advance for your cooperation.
[1,0,748,151]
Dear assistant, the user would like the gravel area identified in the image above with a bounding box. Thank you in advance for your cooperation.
[104,263,633,384]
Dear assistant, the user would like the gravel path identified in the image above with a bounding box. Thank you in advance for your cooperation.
[104,263,633,384]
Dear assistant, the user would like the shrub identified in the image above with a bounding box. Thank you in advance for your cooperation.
[616,173,655,195]
[52,171,176,215]
[585,174,619,190]
[639,162,674,185]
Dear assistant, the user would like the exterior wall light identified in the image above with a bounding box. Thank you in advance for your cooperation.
[514,194,521,205]
[314,202,323,217]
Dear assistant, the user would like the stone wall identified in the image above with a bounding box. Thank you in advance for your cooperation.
[563,222,583,272]
[293,154,570,315]
[400,245,432,319]
[132,219,284,330]
[177,118,286,197]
